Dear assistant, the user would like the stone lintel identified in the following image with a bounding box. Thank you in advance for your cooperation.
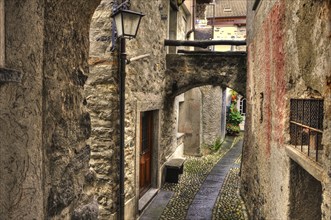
[286,145,324,182]
[0,67,23,83]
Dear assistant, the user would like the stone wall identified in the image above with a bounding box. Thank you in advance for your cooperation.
[86,0,171,218]
[201,86,223,145]
[165,53,247,97]
[43,1,100,219]
[179,85,224,155]
[241,0,331,219]
[0,0,101,219]
[86,1,119,218]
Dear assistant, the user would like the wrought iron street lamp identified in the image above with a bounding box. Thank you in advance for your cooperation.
[112,9,144,38]
[111,2,144,220]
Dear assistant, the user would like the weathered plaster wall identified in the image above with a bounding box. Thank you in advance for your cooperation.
[176,85,223,156]
[1,0,101,219]
[0,1,44,219]
[182,88,202,156]
[0,0,4,66]
[241,0,331,219]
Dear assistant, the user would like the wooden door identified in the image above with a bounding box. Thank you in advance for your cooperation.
[139,111,153,197]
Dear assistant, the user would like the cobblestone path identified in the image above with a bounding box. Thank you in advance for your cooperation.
[186,139,244,219]
[140,135,247,220]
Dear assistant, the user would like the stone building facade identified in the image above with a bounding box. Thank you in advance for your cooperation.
[0,0,100,219]
[241,0,331,219]
[177,86,224,156]
[86,0,190,219]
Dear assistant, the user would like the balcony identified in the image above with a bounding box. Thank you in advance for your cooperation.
[289,99,324,165]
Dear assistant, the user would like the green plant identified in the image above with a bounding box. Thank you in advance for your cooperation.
[226,123,241,135]
[210,137,223,152]
[228,105,244,125]
[226,91,244,135]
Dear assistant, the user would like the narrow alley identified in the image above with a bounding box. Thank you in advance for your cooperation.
[0,0,330,220]
[140,135,246,220]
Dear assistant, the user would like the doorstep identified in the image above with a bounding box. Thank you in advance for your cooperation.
[138,188,159,213]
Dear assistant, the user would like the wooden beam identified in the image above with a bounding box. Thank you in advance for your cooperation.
[177,50,247,56]
[164,39,246,48]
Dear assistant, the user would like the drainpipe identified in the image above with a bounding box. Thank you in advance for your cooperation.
[209,0,215,50]
[119,37,126,220]
[185,0,196,39]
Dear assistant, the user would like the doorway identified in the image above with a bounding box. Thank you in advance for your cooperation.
[139,111,154,197]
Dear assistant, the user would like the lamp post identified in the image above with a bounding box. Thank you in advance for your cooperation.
[111,2,144,220]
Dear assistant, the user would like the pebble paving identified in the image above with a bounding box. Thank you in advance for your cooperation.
[212,166,246,220]
[158,135,247,220]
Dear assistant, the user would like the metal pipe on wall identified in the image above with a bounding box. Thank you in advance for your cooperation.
[119,37,126,220]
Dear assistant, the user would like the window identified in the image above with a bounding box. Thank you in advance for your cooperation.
[0,0,4,67]
[290,99,324,162]
[240,98,246,116]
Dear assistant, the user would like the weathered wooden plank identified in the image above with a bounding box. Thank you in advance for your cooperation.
[164,39,246,48]
[177,50,247,56]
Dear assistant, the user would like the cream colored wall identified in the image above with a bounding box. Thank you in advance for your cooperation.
[184,0,193,13]
[214,25,246,51]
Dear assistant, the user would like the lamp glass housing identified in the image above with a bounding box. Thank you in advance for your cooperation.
[113,9,144,38]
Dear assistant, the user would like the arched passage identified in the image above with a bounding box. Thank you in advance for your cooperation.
[161,51,246,157]
[165,52,247,97]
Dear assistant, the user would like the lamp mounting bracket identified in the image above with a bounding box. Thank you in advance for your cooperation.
[110,0,132,51]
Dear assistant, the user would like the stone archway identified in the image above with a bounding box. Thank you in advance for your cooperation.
[162,51,246,158]
[43,1,101,219]
[85,1,120,219]
[165,52,247,97]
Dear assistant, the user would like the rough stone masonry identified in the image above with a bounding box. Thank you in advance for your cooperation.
[241,0,331,219]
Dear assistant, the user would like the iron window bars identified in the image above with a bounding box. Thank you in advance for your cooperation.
[290,99,324,163]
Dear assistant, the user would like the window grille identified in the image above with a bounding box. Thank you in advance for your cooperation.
[290,99,323,162]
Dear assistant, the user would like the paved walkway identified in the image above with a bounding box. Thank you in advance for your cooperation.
[186,139,243,219]
[139,137,243,220]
